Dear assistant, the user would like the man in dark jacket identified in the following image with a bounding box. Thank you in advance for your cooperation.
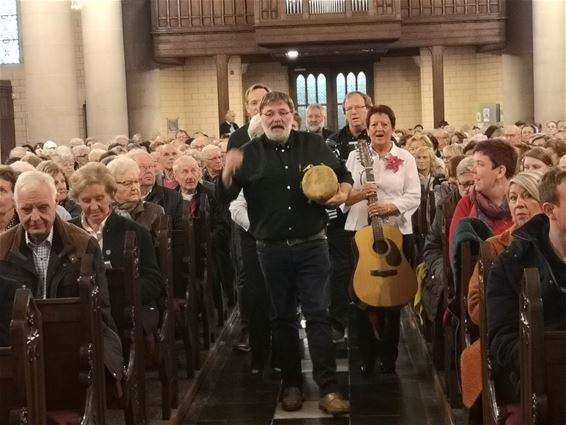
[129,149,183,229]
[325,91,372,342]
[0,171,123,379]
[227,83,270,150]
[488,167,566,406]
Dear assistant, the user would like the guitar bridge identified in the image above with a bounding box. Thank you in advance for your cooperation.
[370,269,398,277]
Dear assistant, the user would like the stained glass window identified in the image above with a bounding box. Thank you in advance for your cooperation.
[0,0,20,65]
[295,72,328,130]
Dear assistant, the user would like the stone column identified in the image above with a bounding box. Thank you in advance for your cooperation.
[21,0,81,143]
[532,0,565,123]
[81,0,129,142]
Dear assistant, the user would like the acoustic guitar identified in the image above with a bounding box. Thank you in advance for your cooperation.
[352,139,418,307]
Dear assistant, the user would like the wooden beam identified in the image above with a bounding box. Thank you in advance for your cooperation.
[216,54,230,126]
[431,45,445,128]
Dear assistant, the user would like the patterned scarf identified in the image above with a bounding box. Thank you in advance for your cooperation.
[113,201,139,220]
[470,189,510,227]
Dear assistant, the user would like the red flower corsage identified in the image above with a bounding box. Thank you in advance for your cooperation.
[385,155,404,173]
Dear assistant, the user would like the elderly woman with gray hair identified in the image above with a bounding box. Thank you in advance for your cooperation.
[68,163,162,335]
[106,156,165,241]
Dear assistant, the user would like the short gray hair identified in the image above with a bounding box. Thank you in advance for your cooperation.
[14,170,57,203]
[456,156,474,177]
[107,156,140,177]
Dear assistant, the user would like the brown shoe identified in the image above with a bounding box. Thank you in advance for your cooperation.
[319,392,350,415]
[281,386,304,411]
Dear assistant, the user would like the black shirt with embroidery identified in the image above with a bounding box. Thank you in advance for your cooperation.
[217,130,353,241]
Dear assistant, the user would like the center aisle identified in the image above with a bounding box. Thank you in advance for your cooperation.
[171,308,446,425]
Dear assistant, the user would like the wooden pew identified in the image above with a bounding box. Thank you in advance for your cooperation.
[154,216,178,419]
[196,193,223,333]
[441,201,462,407]
[0,288,45,425]
[479,241,506,425]
[37,253,107,424]
[520,268,566,425]
[460,241,479,357]
[172,202,202,379]
[105,232,146,425]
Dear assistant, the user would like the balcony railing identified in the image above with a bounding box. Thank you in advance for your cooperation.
[400,0,504,18]
[153,0,255,30]
[285,0,370,15]
[152,0,504,30]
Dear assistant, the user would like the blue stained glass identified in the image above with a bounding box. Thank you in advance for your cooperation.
[297,106,306,130]
[296,75,306,106]
[316,74,327,104]
[337,107,346,130]
[306,74,316,105]
[346,72,356,92]
[336,73,346,103]
[357,72,367,93]
[0,0,20,65]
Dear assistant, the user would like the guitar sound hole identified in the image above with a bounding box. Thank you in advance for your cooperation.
[373,240,388,254]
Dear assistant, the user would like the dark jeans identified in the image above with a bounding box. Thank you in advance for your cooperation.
[256,238,337,395]
[355,234,414,366]
[240,230,271,366]
[327,225,355,332]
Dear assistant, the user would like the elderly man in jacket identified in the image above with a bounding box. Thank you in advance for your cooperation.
[0,171,123,381]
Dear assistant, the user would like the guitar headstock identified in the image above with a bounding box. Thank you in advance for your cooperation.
[356,138,372,168]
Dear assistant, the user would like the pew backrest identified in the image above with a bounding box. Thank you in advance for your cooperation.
[479,241,505,425]
[520,268,566,425]
[0,288,45,425]
[36,253,106,423]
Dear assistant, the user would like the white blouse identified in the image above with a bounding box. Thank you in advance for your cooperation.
[342,143,421,235]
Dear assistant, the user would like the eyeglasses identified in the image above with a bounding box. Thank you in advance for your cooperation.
[138,165,154,171]
[458,181,474,189]
[116,180,140,187]
[345,105,367,113]
[261,110,291,118]
[207,156,223,161]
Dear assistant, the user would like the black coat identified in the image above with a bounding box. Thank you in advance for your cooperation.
[70,212,162,307]
[227,123,250,150]
[146,184,183,230]
[487,214,566,402]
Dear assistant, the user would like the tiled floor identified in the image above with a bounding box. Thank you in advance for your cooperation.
[152,307,447,425]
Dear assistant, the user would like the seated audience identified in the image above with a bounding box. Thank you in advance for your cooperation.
[128,149,183,230]
[449,139,518,255]
[69,163,163,334]
[0,170,123,379]
[0,166,19,233]
[521,147,554,175]
[37,160,82,218]
[107,156,165,240]
[487,167,566,424]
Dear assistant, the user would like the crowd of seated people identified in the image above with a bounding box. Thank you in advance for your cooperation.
[3,88,566,421]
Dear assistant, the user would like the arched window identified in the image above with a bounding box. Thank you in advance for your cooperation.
[0,0,21,64]
[292,66,372,132]
[336,71,368,129]
[295,72,328,130]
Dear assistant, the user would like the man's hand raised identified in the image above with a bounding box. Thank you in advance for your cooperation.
[222,149,244,188]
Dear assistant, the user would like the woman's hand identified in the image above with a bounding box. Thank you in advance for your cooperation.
[367,202,398,218]
[345,183,379,206]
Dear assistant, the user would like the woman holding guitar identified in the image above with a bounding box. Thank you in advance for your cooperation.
[343,105,421,376]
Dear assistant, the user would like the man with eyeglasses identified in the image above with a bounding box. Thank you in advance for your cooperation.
[128,149,183,230]
[202,144,224,184]
[325,91,373,344]
[219,91,352,416]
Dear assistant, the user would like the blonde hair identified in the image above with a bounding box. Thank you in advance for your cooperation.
[69,162,117,201]
[509,172,541,203]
